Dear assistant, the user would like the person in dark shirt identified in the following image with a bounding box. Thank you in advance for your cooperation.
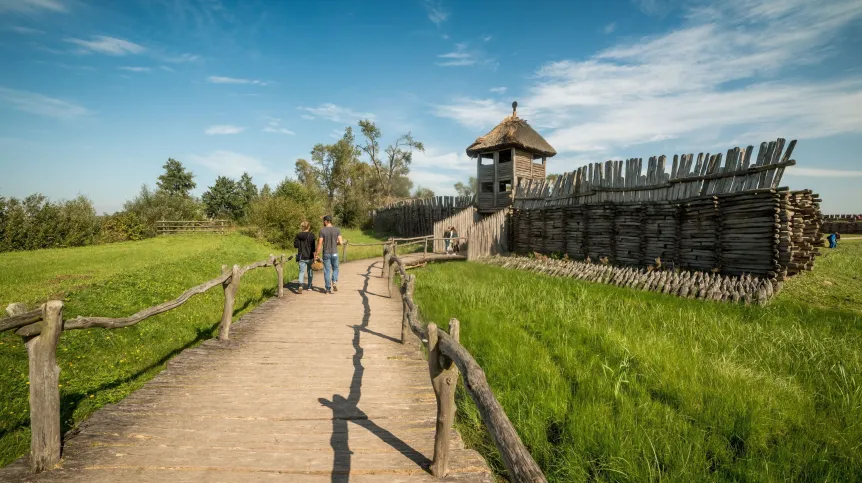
[316,215,343,294]
[293,221,316,293]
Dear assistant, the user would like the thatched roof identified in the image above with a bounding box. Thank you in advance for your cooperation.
[465,116,557,158]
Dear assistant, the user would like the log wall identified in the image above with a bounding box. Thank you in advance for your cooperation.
[372,196,474,237]
[822,215,862,234]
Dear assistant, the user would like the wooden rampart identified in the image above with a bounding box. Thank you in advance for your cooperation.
[373,196,473,237]
[432,207,478,253]
[822,215,862,234]
[1,254,290,474]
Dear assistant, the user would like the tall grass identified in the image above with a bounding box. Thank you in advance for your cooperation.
[0,229,386,467]
[413,240,862,482]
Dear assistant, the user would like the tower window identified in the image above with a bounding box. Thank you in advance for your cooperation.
[498,149,512,163]
[499,179,512,192]
[479,153,494,165]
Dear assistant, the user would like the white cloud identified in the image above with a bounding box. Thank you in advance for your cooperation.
[6,25,44,34]
[119,66,151,73]
[300,114,315,120]
[188,151,267,178]
[483,35,492,42]
[786,167,862,178]
[423,0,448,25]
[164,53,199,63]
[263,127,295,135]
[298,103,374,123]
[160,65,176,72]
[65,36,145,55]
[0,86,87,118]
[0,0,66,13]
[489,86,507,94]
[205,125,245,135]
[207,75,268,86]
[434,0,862,156]
[437,43,475,67]
[409,149,476,196]
[604,22,616,34]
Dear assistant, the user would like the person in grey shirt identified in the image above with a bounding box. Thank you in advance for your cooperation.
[316,215,343,294]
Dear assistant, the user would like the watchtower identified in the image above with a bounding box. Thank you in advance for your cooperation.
[466,102,557,213]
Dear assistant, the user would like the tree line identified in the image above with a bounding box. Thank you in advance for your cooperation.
[0,120,436,252]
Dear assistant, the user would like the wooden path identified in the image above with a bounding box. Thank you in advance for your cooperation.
[2,256,492,482]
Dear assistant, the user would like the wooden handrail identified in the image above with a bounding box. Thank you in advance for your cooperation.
[1,253,291,474]
[384,249,547,482]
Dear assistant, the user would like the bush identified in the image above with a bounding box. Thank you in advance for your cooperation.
[246,180,324,248]
[123,185,205,237]
[98,212,149,243]
[0,194,99,252]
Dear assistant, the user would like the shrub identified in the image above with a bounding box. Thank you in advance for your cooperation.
[246,180,325,248]
[98,212,149,243]
[0,194,99,251]
[123,185,205,237]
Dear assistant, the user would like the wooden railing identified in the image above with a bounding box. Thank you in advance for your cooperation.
[1,254,291,473]
[156,219,229,234]
[381,243,547,482]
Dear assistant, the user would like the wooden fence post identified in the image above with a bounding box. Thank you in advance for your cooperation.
[428,319,460,477]
[400,274,415,344]
[387,260,397,297]
[343,241,348,262]
[219,264,240,341]
[382,243,392,278]
[23,301,63,473]
[273,255,284,298]
[424,237,428,260]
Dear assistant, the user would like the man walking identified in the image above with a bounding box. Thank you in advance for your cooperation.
[293,221,316,294]
[317,215,343,294]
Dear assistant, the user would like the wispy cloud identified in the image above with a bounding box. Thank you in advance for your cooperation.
[300,114,315,120]
[786,167,862,178]
[207,75,268,86]
[298,103,374,123]
[437,43,475,67]
[264,127,295,135]
[435,0,862,157]
[0,86,87,119]
[423,0,448,25]
[159,65,176,72]
[604,22,616,34]
[483,35,492,42]
[65,36,145,55]
[163,53,199,63]
[490,86,507,94]
[5,25,44,34]
[0,0,67,13]
[205,125,244,135]
[189,151,266,178]
[119,66,151,73]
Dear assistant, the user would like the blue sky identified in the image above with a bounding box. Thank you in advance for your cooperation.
[1,0,861,214]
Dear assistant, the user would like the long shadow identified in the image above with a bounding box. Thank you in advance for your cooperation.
[318,263,430,482]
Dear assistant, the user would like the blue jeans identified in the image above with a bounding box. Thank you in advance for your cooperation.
[298,259,313,288]
[323,253,339,291]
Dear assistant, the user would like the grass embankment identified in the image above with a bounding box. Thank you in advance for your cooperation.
[0,229,386,467]
[413,240,862,482]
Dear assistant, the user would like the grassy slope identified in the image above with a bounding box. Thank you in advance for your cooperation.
[413,240,861,482]
[0,229,385,466]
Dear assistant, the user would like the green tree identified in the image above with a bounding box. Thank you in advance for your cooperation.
[157,158,196,197]
[546,173,561,183]
[238,172,259,208]
[202,176,244,220]
[454,176,478,197]
[358,119,424,202]
[124,185,204,236]
[311,128,360,207]
[413,186,435,198]
[260,183,273,198]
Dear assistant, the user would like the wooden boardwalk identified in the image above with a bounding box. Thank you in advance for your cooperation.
[2,257,492,482]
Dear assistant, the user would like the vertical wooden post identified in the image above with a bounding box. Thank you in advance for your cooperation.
[400,274,415,344]
[382,243,391,278]
[343,241,348,262]
[273,254,284,298]
[23,301,63,473]
[423,237,428,260]
[428,318,460,477]
[387,260,397,297]
[219,264,240,341]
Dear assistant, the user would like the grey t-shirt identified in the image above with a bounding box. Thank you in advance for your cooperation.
[319,226,341,255]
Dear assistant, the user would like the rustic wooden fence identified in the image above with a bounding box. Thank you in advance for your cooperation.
[822,215,862,235]
[372,196,474,237]
[156,219,229,234]
[1,254,291,474]
[379,243,546,482]
[432,207,478,253]
[467,208,510,260]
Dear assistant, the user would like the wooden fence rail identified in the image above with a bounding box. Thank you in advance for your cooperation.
[381,243,546,482]
[1,253,291,474]
[156,219,229,234]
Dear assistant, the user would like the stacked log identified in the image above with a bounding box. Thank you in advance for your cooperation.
[512,209,530,254]
[718,190,781,277]
[372,196,473,237]
[679,198,719,272]
[476,255,781,305]
[544,207,566,254]
[642,203,677,266]
[564,206,587,260]
[528,208,545,253]
[586,204,615,262]
[614,205,643,266]
[786,190,822,275]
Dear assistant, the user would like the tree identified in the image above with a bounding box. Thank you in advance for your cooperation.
[238,172,259,207]
[546,173,561,183]
[358,119,424,202]
[124,185,204,236]
[260,183,273,198]
[202,176,244,220]
[454,176,478,197]
[295,158,322,195]
[413,186,435,198]
[157,158,196,197]
[310,128,360,207]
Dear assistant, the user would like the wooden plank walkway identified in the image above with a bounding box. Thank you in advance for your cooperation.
[2,256,492,482]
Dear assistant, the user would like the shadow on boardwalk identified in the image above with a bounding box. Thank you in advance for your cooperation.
[318,262,431,482]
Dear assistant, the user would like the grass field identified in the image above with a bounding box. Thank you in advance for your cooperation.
[413,240,862,482]
[0,229,386,467]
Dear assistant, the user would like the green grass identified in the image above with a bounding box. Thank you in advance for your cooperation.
[0,229,387,467]
[413,240,862,482]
